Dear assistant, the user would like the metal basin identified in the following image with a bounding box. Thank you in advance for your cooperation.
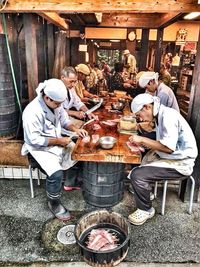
[111,102,125,111]
[118,97,126,104]
[99,136,116,149]
[89,97,101,104]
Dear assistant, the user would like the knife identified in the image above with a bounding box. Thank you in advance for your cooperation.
[84,98,103,115]
[61,128,79,139]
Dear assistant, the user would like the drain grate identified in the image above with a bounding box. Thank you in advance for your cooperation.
[57,224,76,245]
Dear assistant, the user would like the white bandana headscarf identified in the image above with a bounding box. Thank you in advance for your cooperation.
[138,72,159,88]
[131,93,160,116]
[36,78,67,102]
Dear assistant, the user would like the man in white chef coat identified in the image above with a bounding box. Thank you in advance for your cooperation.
[61,66,97,126]
[138,71,179,112]
[21,78,88,221]
[128,93,197,225]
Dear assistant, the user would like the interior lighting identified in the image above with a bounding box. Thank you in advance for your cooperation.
[110,40,121,42]
[183,12,200,20]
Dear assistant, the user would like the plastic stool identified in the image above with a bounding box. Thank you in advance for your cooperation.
[154,176,195,215]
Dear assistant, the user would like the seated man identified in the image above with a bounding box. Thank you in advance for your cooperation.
[110,62,142,98]
[128,93,197,225]
[139,71,179,112]
[159,64,172,87]
[75,63,98,103]
[61,66,97,127]
[21,78,88,221]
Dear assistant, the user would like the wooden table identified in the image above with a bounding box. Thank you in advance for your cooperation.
[72,97,141,208]
[72,98,141,165]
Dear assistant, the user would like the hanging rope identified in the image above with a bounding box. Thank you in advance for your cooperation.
[1,13,22,113]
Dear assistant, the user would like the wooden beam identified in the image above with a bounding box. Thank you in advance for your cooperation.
[4,0,200,13]
[157,13,183,28]
[100,13,160,28]
[99,13,181,28]
[39,12,69,30]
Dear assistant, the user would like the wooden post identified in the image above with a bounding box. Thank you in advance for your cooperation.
[185,29,200,202]
[154,28,163,72]
[23,14,38,101]
[138,29,149,71]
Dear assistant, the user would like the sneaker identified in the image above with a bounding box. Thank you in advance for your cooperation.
[128,207,155,225]
[63,185,81,191]
[128,185,155,201]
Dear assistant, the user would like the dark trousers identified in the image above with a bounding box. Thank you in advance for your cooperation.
[130,166,185,211]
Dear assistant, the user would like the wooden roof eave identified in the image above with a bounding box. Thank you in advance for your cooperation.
[3,0,200,13]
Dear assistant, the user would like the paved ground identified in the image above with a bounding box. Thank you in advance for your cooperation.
[0,178,200,266]
[2,263,200,267]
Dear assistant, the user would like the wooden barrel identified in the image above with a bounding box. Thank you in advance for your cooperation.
[75,209,130,266]
[0,34,18,137]
[82,162,125,207]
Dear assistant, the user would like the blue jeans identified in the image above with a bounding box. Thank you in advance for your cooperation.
[46,170,63,200]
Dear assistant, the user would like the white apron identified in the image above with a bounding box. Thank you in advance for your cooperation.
[22,142,77,177]
[140,150,194,176]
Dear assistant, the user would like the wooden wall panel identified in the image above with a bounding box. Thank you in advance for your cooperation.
[70,38,85,66]
[23,14,38,101]
[47,24,55,77]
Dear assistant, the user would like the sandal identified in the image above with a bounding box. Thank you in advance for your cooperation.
[128,208,155,225]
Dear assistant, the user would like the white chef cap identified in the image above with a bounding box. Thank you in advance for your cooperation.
[131,93,160,116]
[138,71,159,88]
[36,78,67,102]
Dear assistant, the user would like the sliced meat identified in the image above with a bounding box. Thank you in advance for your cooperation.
[82,135,91,143]
[87,229,119,251]
[91,134,99,143]
[101,120,117,126]
[93,123,101,130]
[126,141,145,153]
[99,243,118,251]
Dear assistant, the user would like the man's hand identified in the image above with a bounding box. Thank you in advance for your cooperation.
[82,97,90,103]
[76,128,88,138]
[129,134,143,145]
[48,137,72,147]
[75,111,85,119]
[138,121,155,133]
[87,113,99,120]
[124,82,132,88]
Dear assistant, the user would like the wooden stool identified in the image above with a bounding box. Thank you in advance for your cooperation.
[153,176,195,215]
